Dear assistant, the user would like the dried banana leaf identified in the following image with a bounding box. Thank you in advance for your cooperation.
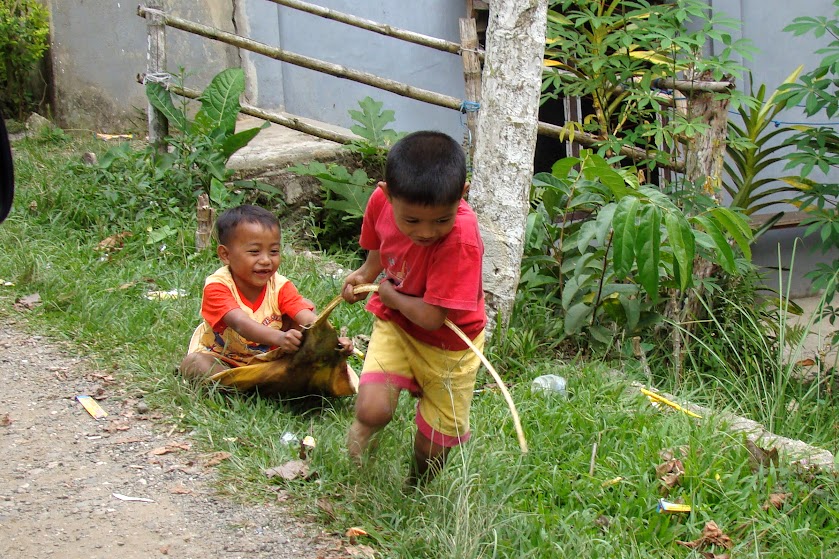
[208,313,357,397]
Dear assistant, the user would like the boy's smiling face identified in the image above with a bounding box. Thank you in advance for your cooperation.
[380,182,464,246]
[217,221,281,300]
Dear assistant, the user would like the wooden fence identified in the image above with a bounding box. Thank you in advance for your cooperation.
[137,0,734,173]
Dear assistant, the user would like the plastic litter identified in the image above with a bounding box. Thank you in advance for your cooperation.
[531,374,567,396]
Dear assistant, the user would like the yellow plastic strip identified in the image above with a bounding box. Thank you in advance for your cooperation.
[640,388,702,419]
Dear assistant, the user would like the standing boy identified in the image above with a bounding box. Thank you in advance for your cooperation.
[342,131,486,487]
[181,204,351,380]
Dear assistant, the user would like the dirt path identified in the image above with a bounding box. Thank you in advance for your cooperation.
[0,320,346,559]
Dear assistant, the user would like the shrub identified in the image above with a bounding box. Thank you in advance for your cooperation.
[0,0,50,119]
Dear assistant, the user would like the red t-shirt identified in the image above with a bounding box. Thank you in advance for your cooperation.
[360,188,486,350]
[201,280,312,332]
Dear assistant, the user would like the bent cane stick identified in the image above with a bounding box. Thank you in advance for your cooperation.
[316,283,528,453]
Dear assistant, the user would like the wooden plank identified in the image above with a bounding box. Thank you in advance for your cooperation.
[459,18,481,163]
[142,3,168,152]
[750,211,809,230]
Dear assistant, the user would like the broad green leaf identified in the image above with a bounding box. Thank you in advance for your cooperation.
[564,302,592,335]
[619,295,640,332]
[585,156,629,198]
[710,207,753,259]
[589,324,614,345]
[145,82,188,132]
[594,203,617,245]
[551,157,580,178]
[612,196,639,279]
[577,220,598,253]
[562,274,591,310]
[635,205,661,300]
[209,177,230,206]
[219,122,269,159]
[349,97,399,147]
[694,215,736,273]
[664,211,695,291]
[195,68,244,135]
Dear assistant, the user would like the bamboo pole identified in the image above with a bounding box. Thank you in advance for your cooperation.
[143,3,168,152]
[139,79,358,145]
[266,0,482,60]
[136,5,687,171]
[537,121,686,172]
[137,6,466,113]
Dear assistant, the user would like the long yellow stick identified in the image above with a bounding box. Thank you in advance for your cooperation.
[317,284,528,453]
[640,387,702,419]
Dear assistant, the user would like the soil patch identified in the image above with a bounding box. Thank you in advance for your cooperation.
[0,320,346,558]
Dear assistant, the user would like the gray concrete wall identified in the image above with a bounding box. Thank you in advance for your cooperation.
[708,0,839,297]
[243,0,469,141]
[48,0,238,131]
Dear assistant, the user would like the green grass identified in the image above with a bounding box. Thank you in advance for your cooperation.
[2,136,838,558]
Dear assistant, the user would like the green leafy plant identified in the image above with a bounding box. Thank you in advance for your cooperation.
[724,68,805,217]
[289,97,404,252]
[543,0,754,169]
[777,3,839,336]
[145,68,271,203]
[0,0,49,119]
[521,150,752,348]
[68,69,276,247]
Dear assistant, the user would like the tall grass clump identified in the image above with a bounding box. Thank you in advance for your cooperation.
[1,135,837,558]
[660,265,839,454]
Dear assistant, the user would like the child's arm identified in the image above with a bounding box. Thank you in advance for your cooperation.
[342,250,384,303]
[293,308,317,327]
[223,308,304,353]
[377,279,448,331]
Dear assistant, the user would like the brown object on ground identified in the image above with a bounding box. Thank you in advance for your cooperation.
[208,310,358,397]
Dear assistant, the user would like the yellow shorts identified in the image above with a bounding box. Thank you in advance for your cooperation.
[360,319,485,447]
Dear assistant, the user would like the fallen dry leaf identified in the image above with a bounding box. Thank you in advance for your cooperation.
[13,293,41,311]
[656,458,685,495]
[263,459,314,481]
[346,526,368,544]
[102,420,132,433]
[796,358,816,367]
[96,231,132,252]
[346,544,376,559]
[148,442,191,456]
[746,439,779,471]
[317,498,336,521]
[204,451,232,467]
[676,521,733,551]
[593,515,610,531]
[762,492,791,511]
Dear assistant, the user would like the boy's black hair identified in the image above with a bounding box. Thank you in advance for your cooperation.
[385,131,466,206]
[216,205,279,245]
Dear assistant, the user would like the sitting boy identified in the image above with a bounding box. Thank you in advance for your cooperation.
[180,204,352,382]
[342,131,486,487]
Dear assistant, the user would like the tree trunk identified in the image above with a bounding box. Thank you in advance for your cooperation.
[469,0,547,332]
[683,71,731,203]
[667,70,732,383]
